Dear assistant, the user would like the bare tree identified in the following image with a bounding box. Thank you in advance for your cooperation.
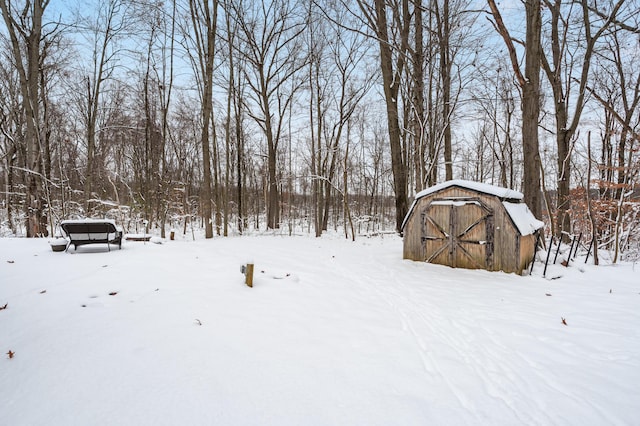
[487,0,543,219]
[411,0,426,191]
[586,17,640,262]
[0,42,21,233]
[308,1,372,237]
[433,0,454,180]
[586,132,598,265]
[231,0,306,230]
[186,0,218,238]
[78,0,131,213]
[220,1,249,234]
[540,0,627,240]
[0,0,52,236]
[592,14,640,200]
[152,0,178,238]
[470,61,518,188]
[222,0,236,236]
[356,0,411,233]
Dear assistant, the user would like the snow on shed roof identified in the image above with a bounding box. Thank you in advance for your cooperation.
[60,218,117,225]
[402,180,535,232]
[502,202,545,236]
[414,179,524,200]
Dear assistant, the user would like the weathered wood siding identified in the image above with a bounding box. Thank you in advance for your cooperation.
[453,203,488,268]
[422,203,451,266]
[517,234,538,274]
[403,186,534,275]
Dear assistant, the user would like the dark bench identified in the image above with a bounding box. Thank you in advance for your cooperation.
[60,220,123,251]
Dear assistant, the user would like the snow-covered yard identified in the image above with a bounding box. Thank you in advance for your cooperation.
[1,234,638,425]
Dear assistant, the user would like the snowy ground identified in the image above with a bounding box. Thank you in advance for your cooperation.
[1,234,639,425]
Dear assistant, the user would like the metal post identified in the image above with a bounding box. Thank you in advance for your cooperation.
[553,237,562,264]
[543,236,554,278]
[572,232,582,259]
[529,231,541,275]
[585,237,594,264]
[565,234,577,267]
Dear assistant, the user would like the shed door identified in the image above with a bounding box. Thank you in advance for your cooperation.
[421,198,494,269]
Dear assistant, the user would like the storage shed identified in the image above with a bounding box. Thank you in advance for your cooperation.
[402,180,544,275]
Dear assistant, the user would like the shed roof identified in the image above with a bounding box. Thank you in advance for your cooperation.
[413,179,524,200]
[502,202,545,236]
[60,218,117,226]
[401,180,542,234]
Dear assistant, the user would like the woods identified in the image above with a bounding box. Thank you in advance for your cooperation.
[1,0,639,259]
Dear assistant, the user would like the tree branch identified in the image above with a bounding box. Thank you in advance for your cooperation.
[486,0,526,87]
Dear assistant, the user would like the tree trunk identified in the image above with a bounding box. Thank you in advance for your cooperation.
[235,79,245,234]
[370,0,409,233]
[189,0,218,238]
[522,1,543,219]
[201,73,215,238]
[412,0,426,192]
[435,0,453,180]
[264,105,279,229]
[1,0,49,236]
[586,132,598,265]
[487,0,542,219]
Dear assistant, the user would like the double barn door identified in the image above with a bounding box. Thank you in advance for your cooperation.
[421,198,494,270]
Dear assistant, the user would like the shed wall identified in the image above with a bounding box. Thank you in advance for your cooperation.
[518,234,538,274]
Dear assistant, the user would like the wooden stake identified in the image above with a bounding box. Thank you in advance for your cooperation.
[245,263,254,287]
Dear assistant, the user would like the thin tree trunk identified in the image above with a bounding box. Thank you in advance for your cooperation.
[413,0,426,192]
[586,132,599,265]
